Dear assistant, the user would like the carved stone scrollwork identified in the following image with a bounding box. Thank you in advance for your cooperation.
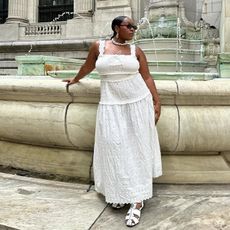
[203,39,220,67]
[194,18,219,40]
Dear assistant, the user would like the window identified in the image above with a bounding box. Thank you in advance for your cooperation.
[39,0,73,22]
[0,0,8,24]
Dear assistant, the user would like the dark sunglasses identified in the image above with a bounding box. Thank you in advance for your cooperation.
[119,24,138,30]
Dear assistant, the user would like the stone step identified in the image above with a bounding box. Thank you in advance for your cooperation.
[155,154,230,184]
[135,38,203,50]
[0,59,18,75]
[0,69,17,76]
[0,60,18,68]
[0,51,87,60]
[151,71,217,80]
[148,61,207,72]
[143,48,204,62]
[0,139,230,184]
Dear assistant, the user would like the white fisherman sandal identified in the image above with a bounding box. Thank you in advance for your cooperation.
[111,203,125,209]
[125,201,144,227]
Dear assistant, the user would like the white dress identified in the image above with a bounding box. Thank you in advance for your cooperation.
[93,40,162,204]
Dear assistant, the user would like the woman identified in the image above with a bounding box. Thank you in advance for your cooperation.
[65,16,162,227]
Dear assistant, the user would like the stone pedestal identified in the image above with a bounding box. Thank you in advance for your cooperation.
[15,55,84,76]
[27,0,39,23]
[217,53,230,78]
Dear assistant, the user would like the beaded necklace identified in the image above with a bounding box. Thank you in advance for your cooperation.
[111,38,128,46]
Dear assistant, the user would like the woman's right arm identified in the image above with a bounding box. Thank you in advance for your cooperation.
[64,41,99,85]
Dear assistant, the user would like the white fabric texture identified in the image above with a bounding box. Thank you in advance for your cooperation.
[93,40,162,204]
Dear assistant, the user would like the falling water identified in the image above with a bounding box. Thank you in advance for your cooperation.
[176,17,183,72]
[137,17,159,70]
[51,11,76,22]
[26,11,80,54]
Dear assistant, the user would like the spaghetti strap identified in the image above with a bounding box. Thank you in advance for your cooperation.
[99,40,105,56]
[130,44,136,56]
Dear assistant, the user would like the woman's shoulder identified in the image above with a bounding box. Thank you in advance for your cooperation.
[91,39,110,48]
[133,45,146,60]
[134,45,143,54]
[89,39,110,56]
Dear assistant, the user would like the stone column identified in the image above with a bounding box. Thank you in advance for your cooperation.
[74,0,94,17]
[6,0,28,23]
[220,0,230,52]
[27,0,39,23]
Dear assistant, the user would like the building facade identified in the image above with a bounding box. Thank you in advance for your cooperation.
[0,0,223,41]
[0,0,228,76]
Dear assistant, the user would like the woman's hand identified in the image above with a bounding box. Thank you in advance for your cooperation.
[154,101,161,124]
[62,78,79,86]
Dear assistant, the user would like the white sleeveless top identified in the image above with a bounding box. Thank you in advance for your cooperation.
[95,40,151,105]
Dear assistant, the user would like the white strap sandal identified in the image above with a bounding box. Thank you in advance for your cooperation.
[125,202,144,227]
[111,203,125,209]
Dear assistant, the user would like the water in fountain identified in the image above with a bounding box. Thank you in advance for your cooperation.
[51,11,76,22]
[26,11,82,54]
[176,17,183,72]
[27,44,33,54]
[137,17,159,70]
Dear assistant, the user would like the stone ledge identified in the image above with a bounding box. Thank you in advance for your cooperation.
[155,155,230,184]
[155,171,230,183]
[0,140,92,183]
[0,77,71,102]
[1,77,230,105]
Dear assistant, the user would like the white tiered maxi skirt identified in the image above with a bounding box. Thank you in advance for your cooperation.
[93,73,162,204]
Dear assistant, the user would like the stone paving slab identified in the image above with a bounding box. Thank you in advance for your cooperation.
[0,173,106,230]
[92,193,230,230]
[91,184,230,230]
[0,172,230,230]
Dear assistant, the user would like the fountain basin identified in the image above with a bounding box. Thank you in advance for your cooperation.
[0,76,230,183]
[15,55,84,76]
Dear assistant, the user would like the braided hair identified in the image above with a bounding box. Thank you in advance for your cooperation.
[111,16,127,39]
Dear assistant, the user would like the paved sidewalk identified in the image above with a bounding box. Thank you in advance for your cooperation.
[0,172,230,230]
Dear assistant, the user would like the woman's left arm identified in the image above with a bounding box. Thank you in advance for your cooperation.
[136,46,161,124]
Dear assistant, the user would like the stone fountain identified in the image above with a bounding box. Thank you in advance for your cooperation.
[0,0,230,184]
[135,0,220,79]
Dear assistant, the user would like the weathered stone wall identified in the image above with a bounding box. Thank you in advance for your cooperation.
[0,76,230,183]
